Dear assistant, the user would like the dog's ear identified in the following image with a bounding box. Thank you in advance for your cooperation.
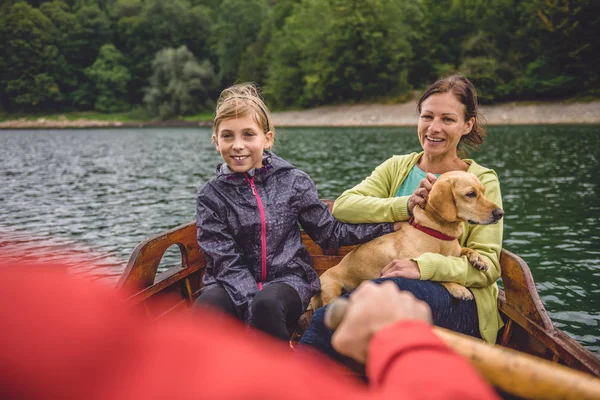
[428,179,458,222]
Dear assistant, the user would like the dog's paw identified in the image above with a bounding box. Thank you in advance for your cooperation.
[470,255,489,271]
[309,295,323,311]
[454,287,474,300]
[441,283,474,301]
[463,249,489,271]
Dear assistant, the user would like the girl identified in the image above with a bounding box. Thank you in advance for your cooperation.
[193,83,398,341]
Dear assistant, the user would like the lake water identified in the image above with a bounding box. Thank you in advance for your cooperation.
[1,125,599,356]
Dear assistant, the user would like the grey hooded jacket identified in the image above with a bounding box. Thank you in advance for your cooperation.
[196,152,394,322]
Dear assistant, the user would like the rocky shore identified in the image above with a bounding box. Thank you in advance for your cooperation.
[272,99,600,127]
[0,116,211,129]
[1,100,599,129]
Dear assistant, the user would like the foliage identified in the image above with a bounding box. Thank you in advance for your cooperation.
[511,0,600,98]
[39,1,86,105]
[0,2,61,110]
[115,0,213,102]
[266,0,416,108]
[85,44,131,112]
[212,0,267,85]
[143,46,216,120]
[0,0,597,116]
[74,2,112,68]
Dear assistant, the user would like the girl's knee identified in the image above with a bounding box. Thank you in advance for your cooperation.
[251,295,282,316]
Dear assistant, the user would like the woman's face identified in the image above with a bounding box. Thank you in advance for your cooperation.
[417,92,474,158]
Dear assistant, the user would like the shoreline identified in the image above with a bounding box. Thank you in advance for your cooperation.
[1,100,599,129]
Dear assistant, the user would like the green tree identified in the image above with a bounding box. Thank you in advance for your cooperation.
[266,0,416,108]
[115,0,213,102]
[85,44,131,112]
[74,3,112,68]
[0,2,61,110]
[407,0,469,89]
[39,1,86,107]
[190,0,221,8]
[236,0,303,86]
[212,0,267,85]
[511,0,599,98]
[111,0,141,18]
[143,45,216,120]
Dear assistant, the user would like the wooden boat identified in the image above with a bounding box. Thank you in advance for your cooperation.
[117,201,600,381]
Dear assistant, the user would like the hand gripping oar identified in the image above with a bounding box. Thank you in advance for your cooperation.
[325,298,600,400]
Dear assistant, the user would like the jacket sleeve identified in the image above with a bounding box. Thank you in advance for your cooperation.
[196,187,257,309]
[332,157,411,223]
[368,321,499,399]
[415,172,503,288]
[295,172,394,250]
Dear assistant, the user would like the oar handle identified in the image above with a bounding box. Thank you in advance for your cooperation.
[324,298,600,400]
[323,297,350,331]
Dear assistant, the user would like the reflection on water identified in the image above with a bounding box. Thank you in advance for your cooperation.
[1,125,599,355]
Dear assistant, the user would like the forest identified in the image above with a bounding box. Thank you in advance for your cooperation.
[0,0,598,120]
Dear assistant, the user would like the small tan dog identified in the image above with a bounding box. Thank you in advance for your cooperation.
[311,170,504,309]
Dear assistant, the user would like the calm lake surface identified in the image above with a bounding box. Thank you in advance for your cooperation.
[1,125,599,355]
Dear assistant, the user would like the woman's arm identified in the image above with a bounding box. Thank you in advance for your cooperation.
[415,172,503,288]
[196,190,257,308]
[332,156,411,223]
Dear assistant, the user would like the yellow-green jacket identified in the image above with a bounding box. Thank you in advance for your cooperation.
[332,152,504,344]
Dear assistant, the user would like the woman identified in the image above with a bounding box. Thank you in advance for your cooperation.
[299,75,503,363]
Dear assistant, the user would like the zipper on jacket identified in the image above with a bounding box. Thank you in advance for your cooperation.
[244,174,267,290]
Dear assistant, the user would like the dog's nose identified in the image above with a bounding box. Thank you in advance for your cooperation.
[492,208,504,222]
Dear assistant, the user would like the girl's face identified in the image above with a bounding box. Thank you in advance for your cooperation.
[417,92,474,158]
[214,114,274,173]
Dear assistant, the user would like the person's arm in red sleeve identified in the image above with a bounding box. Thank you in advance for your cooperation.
[368,320,499,399]
[332,281,500,400]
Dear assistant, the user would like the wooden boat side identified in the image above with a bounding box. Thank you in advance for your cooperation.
[117,216,600,378]
[495,250,600,376]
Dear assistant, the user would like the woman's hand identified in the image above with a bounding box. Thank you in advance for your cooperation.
[331,281,432,363]
[408,173,437,215]
[380,259,421,279]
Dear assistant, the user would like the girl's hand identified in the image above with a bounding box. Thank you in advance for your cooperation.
[408,173,437,215]
[380,259,420,279]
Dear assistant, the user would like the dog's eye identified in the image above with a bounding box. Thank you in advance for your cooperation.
[466,191,477,198]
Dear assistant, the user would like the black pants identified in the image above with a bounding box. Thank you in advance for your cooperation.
[194,282,303,341]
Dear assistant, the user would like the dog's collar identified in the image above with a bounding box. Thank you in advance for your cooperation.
[408,216,457,241]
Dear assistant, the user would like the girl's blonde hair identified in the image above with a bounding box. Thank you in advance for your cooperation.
[213,83,274,139]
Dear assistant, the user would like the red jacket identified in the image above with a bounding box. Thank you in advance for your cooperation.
[0,263,498,400]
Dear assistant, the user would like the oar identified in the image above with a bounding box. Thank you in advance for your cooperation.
[325,298,600,400]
